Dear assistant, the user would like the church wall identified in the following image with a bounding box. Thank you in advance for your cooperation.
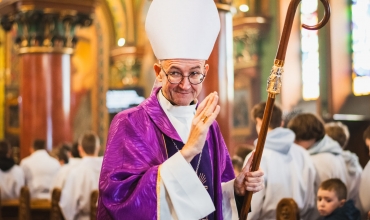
[329,0,352,114]
[279,0,302,113]
[259,0,280,102]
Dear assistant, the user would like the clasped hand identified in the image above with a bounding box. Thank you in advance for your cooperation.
[234,152,264,196]
[181,92,220,163]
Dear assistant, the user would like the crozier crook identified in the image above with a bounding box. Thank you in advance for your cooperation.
[240,0,331,219]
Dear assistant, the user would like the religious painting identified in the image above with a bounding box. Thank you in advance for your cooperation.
[109,56,142,89]
[233,27,260,71]
[232,73,253,139]
[5,98,20,135]
[234,90,250,128]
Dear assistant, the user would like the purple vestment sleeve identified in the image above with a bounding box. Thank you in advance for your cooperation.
[97,106,166,220]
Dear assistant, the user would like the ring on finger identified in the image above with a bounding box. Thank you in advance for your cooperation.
[201,115,209,123]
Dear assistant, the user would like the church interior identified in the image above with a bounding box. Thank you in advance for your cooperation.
[0,0,370,219]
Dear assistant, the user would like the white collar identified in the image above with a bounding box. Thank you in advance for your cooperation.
[157,90,196,142]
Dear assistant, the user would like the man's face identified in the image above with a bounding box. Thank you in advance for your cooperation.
[366,138,370,155]
[317,189,345,216]
[154,59,209,106]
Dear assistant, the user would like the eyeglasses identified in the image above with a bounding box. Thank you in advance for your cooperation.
[160,65,206,85]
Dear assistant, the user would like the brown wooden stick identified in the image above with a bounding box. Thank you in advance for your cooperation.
[239,95,276,220]
[240,97,275,219]
[239,0,331,219]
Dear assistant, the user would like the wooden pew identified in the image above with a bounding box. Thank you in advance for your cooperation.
[1,188,19,220]
[19,187,63,220]
[276,198,300,220]
[1,199,19,220]
[19,186,50,220]
[1,187,62,220]
[50,189,63,220]
[90,190,99,220]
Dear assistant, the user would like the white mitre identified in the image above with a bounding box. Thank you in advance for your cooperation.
[145,0,220,60]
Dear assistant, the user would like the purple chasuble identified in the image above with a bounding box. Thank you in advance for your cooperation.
[97,87,235,220]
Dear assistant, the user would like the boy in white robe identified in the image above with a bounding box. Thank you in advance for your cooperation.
[20,139,60,199]
[50,143,82,191]
[245,102,316,220]
[325,122,362,204]
[0,140,25,200]
[288,114,348,187]
[59,131,102,220]
[359,126,370,218]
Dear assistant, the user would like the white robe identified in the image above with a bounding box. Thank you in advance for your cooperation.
[342,150,362,204]
[50,158,82,191]
[307,136,348,188]
[244,128,316,220]
[0,165,25,200]
[157,91,238,220]
[20,150,61,199]
[59,157,103,220]
[359,160,370,216]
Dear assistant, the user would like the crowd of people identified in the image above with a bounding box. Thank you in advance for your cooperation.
[0,131,103,220]
[1,107,368,220]
[232,102,370,220]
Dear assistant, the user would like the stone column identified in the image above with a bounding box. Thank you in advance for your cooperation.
[0,0,96,159]
[199,1,235,154]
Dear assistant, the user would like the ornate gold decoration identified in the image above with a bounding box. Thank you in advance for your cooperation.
[268,93,276,98]
[266,65,283,95]
[215,3,234,12]
[0,0,96,54]
[233,27,260,69]
[219,0,233,4]
[233,16,270,70]
[233,16,269,27]
[198,173,208,190]
[18,46,74,54]
[110,46,143,88]
[274,59,284,67]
